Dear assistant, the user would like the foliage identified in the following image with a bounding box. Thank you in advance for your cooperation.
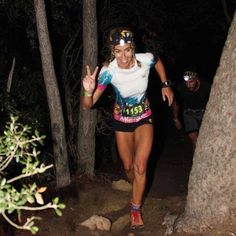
[0,72,49,128]
[0,115,65,234]
[0,0,83,174]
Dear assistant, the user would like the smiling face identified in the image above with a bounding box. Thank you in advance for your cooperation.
[113,43,134,69]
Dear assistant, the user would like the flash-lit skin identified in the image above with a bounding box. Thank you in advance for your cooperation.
[81,42,174,212]
[113,44,134,69]
[185,77,199,91]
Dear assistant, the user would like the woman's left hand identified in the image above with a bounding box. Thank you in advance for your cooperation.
[162,87,174,106]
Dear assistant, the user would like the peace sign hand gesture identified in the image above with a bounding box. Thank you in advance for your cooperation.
[82,65,99,93]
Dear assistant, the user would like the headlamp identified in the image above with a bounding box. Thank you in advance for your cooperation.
[184,75,193,81]
[119,39,125,46]
[183,71,197,81]
[110,30,134,46]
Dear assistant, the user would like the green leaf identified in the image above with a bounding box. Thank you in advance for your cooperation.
[35,130,39,137]
[8,207,15,214]
[58,203,66,209]
[55,208,62,216]
[53,197,59,204]
[30,226,39,234]
[0,203,7,209]
[17,199,27,206]
[27,195,35,204]
[1,178,6,187]
[0,191,5,198]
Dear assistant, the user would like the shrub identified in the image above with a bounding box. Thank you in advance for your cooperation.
[0,115,65,234]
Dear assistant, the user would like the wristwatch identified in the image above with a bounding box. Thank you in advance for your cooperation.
[161,80,173,88]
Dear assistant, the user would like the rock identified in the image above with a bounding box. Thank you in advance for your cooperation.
[162,212,178,236]
[112,214,130,232]
[112,179,132,192]
[80,215,111,231]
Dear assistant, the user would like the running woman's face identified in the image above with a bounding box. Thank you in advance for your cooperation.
[113,44,134,69]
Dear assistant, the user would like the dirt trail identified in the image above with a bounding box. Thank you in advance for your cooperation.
[10,123,197,236]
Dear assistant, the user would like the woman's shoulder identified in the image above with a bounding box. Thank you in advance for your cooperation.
[135,53,155,66]
[100,61,113,71]
[99,60,117,76]
[135,52,154,61]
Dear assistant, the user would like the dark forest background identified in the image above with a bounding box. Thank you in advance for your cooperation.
[0,0,235,175]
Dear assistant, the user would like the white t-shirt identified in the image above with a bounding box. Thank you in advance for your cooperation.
[98,53,157,123]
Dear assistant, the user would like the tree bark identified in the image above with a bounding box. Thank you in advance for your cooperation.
[77,0,98,176]
[34,0,71,188]
[175,12,236,233]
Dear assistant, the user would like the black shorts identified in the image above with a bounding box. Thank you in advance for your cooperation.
[183,109,205,133]
[112,116,154,132]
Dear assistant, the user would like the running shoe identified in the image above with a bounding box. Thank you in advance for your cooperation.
[130,209,144,229]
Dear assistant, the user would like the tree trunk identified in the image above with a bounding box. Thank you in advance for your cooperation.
[175,12,236,233]
[34,0,71,188]
[77,0,98,176]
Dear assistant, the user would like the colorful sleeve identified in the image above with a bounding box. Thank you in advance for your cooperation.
[97,67,112,91]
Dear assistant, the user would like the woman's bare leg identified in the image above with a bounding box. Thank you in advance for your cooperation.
[115,131,135,183]
[132,124,153,205]
[115,124,153,205]
[115,124,153,228]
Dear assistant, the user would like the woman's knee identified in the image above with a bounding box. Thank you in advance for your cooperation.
[134,162,147,175]
[123,163,133,173]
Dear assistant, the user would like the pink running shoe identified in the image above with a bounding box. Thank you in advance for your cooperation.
[130,209,144,229]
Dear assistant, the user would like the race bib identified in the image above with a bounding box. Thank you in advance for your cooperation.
[123,104,145,117]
